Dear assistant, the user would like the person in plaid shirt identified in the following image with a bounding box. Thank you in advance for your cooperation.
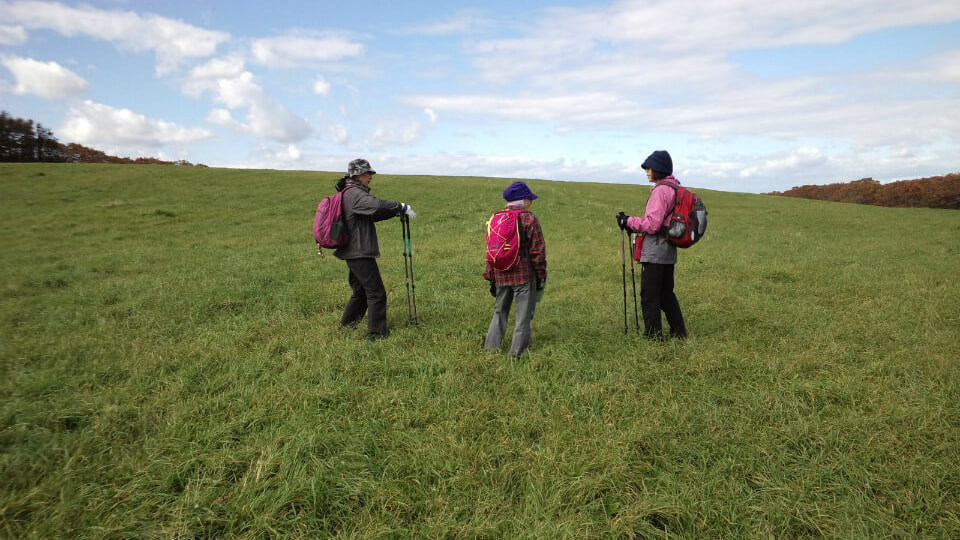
[483,181,547,357]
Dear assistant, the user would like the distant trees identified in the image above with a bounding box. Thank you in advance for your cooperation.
[768,174,960,210]
[0,110,202,166]
[0,110,64,162]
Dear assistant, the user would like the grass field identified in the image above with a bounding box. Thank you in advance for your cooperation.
[1,163,958,538]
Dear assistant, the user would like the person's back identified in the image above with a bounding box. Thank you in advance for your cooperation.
[483,182,547,357]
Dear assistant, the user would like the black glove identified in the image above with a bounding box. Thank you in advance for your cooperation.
[536,278,545,291]
[489,281,497,297]
[616,212,628,230]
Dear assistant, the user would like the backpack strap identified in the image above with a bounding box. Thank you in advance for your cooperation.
[654,181,679,236]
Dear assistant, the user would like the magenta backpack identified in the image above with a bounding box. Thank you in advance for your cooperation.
[485,209,525,270]
[313,185,354,250]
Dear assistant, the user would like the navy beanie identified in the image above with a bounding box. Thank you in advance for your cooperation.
[641,150,673,176]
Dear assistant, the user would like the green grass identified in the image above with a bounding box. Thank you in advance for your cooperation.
[1,163,958,538]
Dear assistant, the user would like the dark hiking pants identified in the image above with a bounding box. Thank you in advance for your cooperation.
[341,258,388,338]
[640,262,687,340]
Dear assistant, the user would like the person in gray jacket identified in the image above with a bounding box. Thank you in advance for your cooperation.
[333,158,416,341]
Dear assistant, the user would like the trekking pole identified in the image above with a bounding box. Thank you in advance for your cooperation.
[620,227,628,333]
[401,214,418,325]
[626,232,640,332]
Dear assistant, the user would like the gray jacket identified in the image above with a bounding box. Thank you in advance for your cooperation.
[639,233,677,264]
[333,178,404,260]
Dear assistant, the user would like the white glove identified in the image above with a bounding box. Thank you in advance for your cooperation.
[401,203,417,218]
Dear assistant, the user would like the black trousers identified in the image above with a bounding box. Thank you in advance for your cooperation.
[640,262,687,340]
[341,258,388,337]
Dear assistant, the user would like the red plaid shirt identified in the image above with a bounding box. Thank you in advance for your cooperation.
[484,210,547,287]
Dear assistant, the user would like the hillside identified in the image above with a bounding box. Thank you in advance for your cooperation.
[2,163,958,537]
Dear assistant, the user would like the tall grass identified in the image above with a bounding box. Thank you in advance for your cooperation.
[1,163,958,538]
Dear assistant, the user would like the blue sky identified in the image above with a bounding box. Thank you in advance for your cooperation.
[1,0,958,193]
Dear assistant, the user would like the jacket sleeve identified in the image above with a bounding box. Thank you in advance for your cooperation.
[350,190,404,221]
[628,185,673,235]
[526,214,547,282]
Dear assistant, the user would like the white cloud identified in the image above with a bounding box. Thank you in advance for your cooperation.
[401,92,637,124]
[0,25,27,45]
[270,144,301,162]
[313,76,331,96]
[0,1,229,74]
[182,56,245,97]
[399,1,960,171]
[424,108,437,125]
[251,32,364,67]
[207,108,241,130]
[1,56,87,97]
[59,100,211,150]
[519,0,960,54]
[189,70,311,143]
[740,147,826,179]
[911,48,960,83]
[190,56,245,81]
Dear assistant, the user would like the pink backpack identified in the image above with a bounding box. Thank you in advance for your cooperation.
[313,185,354,249]
[485,209,525,270]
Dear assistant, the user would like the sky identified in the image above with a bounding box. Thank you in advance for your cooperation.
[1,0,958,193]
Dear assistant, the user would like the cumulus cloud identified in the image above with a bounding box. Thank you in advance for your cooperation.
[0,0,229,73]
[59,100,211,150]
[251,32,364,67]
[1,56,87,97]
[182,61,311,143]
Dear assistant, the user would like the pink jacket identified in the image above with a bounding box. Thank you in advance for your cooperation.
[626,176,678,234]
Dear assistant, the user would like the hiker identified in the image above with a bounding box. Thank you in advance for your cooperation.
[483,181,547,357]
[617,150,688,340]
[334,158,416,341]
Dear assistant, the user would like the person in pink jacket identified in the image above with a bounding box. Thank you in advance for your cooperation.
[617,150,688,340]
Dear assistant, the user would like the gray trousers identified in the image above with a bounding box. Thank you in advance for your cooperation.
[484,280,536,357]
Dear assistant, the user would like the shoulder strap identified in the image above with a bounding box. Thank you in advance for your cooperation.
[653,182,679,237]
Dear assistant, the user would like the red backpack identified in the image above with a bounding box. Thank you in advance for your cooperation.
[485,209,525,270]
[658,181,707,248]
[313,185,354,250]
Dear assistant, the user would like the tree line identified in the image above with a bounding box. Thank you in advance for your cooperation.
[767,175,960,210]
[0,110,202,166]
